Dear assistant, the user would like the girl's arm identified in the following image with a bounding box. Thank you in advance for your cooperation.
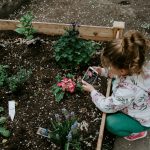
[90,88,135,113]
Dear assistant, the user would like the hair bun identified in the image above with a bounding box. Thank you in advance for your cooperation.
[128,31,146,48]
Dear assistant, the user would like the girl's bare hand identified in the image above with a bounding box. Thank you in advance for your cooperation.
[82,80,95,92]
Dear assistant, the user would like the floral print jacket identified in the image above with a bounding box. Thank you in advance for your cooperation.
[91,63,150,127]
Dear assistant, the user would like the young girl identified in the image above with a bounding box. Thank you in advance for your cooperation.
[82,30,150,141]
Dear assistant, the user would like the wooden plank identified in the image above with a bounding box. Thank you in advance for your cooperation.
[96,30,121,150]
[0,19,124,41]
[0,20,18,30]
[33,22,114,41]
[96,79,112,150]
[113,21,125,38]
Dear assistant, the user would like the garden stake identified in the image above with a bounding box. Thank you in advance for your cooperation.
[96,30,120,150]
[8,100,16,121]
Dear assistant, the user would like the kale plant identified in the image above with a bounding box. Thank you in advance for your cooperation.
[53,24,99,69]
[7,68,32,92]
[15,11,37,40]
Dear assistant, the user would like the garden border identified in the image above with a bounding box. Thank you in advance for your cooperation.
[0,20,124,41]
[0,19,125,150]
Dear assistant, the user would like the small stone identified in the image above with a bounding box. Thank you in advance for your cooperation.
[2,139,7,143]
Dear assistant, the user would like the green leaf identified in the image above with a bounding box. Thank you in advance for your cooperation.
[66,73,74,79]
[0,107,4,112]
[15,28,26,34]
[53,87,62,95]
[32,28,37,33]
[26,35,34,40]
[0,117,6,124]
[0,127,10,137]
[55,74,62,81]
[55,92,65,102]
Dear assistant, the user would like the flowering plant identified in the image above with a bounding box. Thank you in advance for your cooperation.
[57,77,76,93]
[47,108,81,150]
[51,74,82,102]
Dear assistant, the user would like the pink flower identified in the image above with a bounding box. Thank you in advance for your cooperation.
[57,77,76,93]
[57,82,63,87]
[57,82,66,91]
[62,77,69,83]
[66,81,76,93]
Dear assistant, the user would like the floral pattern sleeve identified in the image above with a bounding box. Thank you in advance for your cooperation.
[90,87,135,113]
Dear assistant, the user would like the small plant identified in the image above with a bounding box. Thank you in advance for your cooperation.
[48,108,81,150]
[0,107,10,138]
[53,23,99,69]
[15,11,37,40]
[7,68,32,92]
[0,65,9,87]
[51,73,82,102]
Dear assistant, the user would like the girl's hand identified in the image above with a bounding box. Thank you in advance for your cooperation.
[92,66,102,75]
[82,80,95,92]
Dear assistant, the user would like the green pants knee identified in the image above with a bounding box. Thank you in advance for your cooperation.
[106,112,150,137]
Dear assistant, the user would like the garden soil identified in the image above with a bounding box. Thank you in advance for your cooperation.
[0,30,113,150]
[0,0,150,150]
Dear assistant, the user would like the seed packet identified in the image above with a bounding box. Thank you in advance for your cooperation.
[36,127,49,138]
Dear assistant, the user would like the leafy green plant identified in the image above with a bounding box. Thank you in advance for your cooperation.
[53,24,99,69]
[7,68,32,92]
[0,107,10,138]
[0,65,9,87]
[15,11,37,40]
[51,73,82,102]
[48,108,81,150]
[0,65,32,92]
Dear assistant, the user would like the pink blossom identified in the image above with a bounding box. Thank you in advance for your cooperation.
[57,82,63,87]
[66,81,76,93]
[57,77,76,93]
[62,78,69,83]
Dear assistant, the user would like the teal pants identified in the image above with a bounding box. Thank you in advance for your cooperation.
[106,112,150,137]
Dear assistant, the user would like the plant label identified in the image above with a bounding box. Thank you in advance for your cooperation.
[37,127,49,138]
[8,101,15,121]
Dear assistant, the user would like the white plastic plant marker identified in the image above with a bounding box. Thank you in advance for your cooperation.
[8,101,15,121]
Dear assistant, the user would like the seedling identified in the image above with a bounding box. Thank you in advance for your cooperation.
[15,11,37,40]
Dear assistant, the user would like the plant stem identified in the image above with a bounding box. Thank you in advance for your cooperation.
[64,142,70,150]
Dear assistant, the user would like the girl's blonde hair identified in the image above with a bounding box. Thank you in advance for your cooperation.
[101,30,148,74]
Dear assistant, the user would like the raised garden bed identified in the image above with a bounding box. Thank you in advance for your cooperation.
[0,20,124,150]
